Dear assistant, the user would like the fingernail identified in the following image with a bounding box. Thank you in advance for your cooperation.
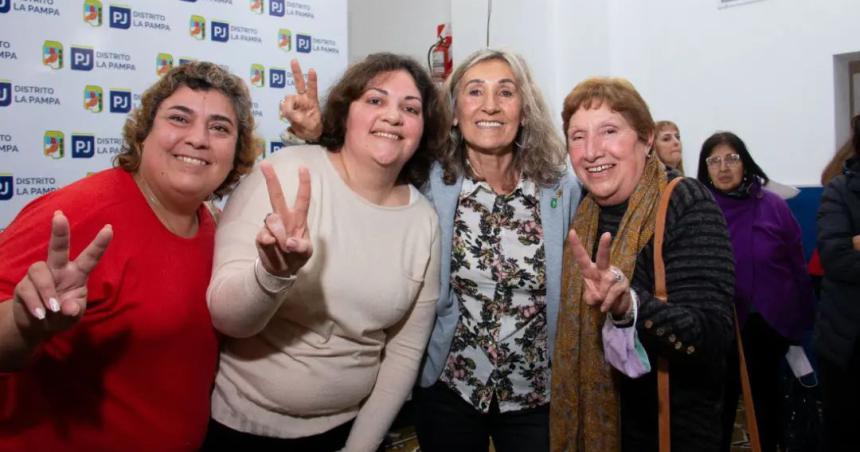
[33,307,46,320]
[48,298,60,313]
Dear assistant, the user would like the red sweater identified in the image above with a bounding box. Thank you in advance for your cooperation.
[0,168,219,452]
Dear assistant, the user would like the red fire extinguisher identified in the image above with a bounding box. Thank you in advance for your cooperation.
[429,23,452,83]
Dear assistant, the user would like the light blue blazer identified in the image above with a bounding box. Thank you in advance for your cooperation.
[418,162,582,387]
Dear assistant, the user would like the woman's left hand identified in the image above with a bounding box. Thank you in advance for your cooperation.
[279,59,322,141]
[256,161,313,277]
[567,230,632,316]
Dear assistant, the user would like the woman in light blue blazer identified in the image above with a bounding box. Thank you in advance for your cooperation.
[412,49,580,452]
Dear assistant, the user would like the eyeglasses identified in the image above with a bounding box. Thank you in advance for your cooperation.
[705,153,742,168]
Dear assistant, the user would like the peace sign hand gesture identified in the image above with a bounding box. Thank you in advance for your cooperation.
[279,59,322,141]
[13,211,113,337]
[567,230,633,317]
[256,161,313,277]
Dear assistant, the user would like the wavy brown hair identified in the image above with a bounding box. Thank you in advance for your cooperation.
[438,49,566,187]
[318,53,450,188]
[561,77,655,150]
[115,61,258,199]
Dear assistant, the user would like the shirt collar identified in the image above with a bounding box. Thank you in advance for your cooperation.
[460,167,538,205]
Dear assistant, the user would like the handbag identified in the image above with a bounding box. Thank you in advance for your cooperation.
[653,177,761,452]
[782,369,824,452]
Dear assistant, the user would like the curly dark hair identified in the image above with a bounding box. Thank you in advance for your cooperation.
[114,61,258,199]
[318,53,450,187]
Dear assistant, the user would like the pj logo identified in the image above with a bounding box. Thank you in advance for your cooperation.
[84,85,103,113]
[43,131,64,160]
[0,80,11,107]
[0,174,12,201]
[212,21,229,43]
[109,90,131,113]
[109,5,131,29]
[269,0,285,17]
[71,134,95,159]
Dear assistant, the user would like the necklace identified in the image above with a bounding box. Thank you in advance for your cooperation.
[134,173,199,237]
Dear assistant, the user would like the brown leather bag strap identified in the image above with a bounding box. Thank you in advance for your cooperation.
[654,177,682,303]
[654,177,683,452]
[734,307,762,452]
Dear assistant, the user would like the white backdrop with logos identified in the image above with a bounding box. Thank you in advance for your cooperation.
[0,0,348,230]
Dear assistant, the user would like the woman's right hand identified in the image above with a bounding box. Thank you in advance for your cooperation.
[279,59,323,141]
[567,230,633,317]
[13,211,112,338]
[256,161,313,277]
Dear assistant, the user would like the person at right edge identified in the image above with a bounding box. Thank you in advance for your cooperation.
[816,113,860,452]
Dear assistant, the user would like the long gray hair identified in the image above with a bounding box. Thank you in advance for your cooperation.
[437,48,566,186]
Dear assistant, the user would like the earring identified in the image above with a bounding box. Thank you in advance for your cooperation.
[452,118,459,127]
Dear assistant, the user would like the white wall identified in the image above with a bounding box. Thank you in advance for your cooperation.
[347,0,450,66]
[350,0,858,186]
[450,0,860,186]
[608,0,859,186]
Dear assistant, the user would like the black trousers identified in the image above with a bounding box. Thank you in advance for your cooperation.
[720,313,789,452]
[200,418,352,452]
[819,339,860,452]
[414,381,549,452]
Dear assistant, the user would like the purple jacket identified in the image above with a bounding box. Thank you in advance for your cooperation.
[711,181,815,342]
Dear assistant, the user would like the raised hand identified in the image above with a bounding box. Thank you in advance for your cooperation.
[256,161,313,277]
[13,211,113,337]
[567,230,632,317]
[279,59,323,141]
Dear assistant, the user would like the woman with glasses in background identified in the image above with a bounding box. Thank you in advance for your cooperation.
[696,131,815,452]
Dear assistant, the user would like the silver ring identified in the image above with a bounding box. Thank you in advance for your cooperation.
[611,267,623,283]
[296,89,307,95]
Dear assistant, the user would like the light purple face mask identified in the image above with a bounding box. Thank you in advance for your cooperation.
[602,315,651,378]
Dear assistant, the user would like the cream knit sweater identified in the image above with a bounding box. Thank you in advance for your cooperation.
[207,146,440,451]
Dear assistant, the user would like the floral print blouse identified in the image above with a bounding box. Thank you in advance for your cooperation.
[441,174,549,413]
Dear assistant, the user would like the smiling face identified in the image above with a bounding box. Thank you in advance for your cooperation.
[455,58,522,156]
[138,85,238,207]
[342,69,424,171]
[655,125,682,168]
[706,143,745,192]
[567,104,651,206]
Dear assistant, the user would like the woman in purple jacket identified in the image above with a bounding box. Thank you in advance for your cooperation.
[696,131,815,452]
